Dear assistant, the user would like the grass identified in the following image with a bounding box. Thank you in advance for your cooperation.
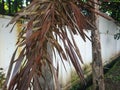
[0,68,5,88]
[105,59,120,90]
[70,57,120,90]
[70,64,92,90]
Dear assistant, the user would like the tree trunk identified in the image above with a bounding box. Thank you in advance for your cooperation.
[91,0,105,90]
[8,0,11,15]
[1,0,5,14]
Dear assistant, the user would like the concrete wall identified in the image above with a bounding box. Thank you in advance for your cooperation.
[99,16,120,64]
[0,15,18,73]
[0,15,120,89]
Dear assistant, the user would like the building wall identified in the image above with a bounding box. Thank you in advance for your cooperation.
[0,15,120,89]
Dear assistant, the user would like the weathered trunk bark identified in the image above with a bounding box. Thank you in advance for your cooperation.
[91,0,105,90]
[33,42,54,90]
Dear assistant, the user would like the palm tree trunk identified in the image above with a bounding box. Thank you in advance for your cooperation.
[91,0,105,90]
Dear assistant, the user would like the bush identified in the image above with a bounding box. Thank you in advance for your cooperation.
[0,68,5,88]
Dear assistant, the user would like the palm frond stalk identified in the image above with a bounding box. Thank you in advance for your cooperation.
[3,0,113,90]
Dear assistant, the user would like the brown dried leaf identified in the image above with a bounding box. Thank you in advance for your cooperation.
[70,2,86,41]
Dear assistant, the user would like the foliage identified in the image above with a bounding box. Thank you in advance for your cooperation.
[70,65,92,90]
[0,0,32,15]
[100,2,120,22]
[70,83,81,90]
[105,60,120,82]
[0,68,5,88]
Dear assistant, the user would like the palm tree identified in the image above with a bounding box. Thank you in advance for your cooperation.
[3,0,114,90]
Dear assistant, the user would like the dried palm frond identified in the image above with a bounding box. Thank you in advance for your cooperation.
[3,0,114,90]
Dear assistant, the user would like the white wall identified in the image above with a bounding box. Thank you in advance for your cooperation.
[0,15,17,73]
[0,15,120,89]
[99,16,120,64]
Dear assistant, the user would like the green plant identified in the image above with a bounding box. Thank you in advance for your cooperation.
[83,64,92,76]
[105,74,120,83]
[105,63,120,83]
[0,68,5,88]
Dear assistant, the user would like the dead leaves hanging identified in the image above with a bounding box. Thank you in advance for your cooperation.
[3,0,113,90]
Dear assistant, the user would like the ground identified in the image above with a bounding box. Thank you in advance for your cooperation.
[105,59,120,90]
[70,57,120,90]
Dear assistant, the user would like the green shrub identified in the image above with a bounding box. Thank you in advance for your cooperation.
[0,68,5,88]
